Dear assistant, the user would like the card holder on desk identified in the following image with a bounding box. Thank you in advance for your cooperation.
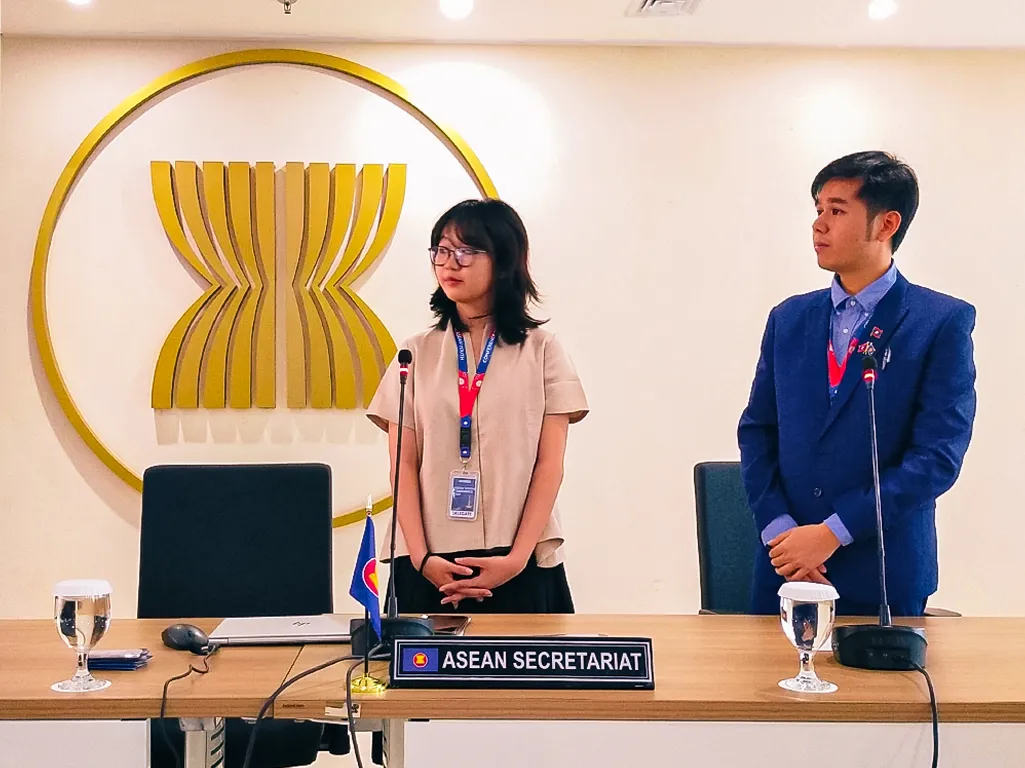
[431,615,471,636]
[88,649,152,671]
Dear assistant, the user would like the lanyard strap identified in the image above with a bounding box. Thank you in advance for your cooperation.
[827,337,860,389]
[454,329,497,461]
[827,315,870,389]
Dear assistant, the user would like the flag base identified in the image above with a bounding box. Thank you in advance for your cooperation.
[350,616,436,656]
[349,674,388,694]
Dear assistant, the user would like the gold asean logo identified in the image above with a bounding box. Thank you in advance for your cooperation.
[30,49,498,526]
[150,160,403,411]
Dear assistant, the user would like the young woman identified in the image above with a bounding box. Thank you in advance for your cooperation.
[367,199,587,613]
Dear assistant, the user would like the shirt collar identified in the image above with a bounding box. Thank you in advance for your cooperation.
[831,260,897,313]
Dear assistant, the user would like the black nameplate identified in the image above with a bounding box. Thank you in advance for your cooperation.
[390,636,654,690]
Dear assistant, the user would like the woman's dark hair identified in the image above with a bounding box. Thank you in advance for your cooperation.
[811,151,920,253]
[429,198,544,345]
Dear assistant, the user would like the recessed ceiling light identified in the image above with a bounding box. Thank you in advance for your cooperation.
[868,0,898,21]
[67,0,93,6]
[440,0,474,21]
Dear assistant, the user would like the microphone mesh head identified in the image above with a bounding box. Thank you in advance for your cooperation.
[398,349,412,366]
[862,354,877,372]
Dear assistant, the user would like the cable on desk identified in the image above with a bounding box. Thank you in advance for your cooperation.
[241,647,386,768]
[158,646,219,768]
[345,649,393,768]
[908,660,939,768]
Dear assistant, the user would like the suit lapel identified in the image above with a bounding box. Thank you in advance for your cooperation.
[819,273,910,439]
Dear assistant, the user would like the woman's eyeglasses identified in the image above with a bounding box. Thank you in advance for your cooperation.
[429,245,485,267]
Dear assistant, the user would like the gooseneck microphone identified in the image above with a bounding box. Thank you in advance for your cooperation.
[832,355,927,671]
[352,349,434,655]
[861,354,892,627]
[386,349,412,619]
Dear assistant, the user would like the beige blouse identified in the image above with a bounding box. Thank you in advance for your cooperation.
[367,326,588,568]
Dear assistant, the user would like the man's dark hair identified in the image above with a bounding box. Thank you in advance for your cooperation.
[430,198,543,345]
[812,151,919,252]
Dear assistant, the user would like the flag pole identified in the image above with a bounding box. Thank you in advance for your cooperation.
[351,494,387,695]
[363,606,370,677]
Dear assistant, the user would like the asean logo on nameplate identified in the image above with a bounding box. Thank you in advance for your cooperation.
[29,49,499,528]
[403,648,439,673]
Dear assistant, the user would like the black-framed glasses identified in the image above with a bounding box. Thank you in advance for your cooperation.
[429,245,485,267]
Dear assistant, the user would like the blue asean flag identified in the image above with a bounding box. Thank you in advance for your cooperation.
[402,647,438,673]
[349,514,381,638]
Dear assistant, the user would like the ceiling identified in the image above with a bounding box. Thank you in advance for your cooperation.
[3,0,1025,49]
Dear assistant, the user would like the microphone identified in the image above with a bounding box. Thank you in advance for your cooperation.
[397,348,411,381]
[352,348,434,655]
[386,349,413,619]
[860,355,890,626]
[861,353,878,387]
[833,355,927,671]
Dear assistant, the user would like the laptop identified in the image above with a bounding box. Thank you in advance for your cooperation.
[208,614,357,646]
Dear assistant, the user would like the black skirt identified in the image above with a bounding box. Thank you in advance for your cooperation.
[388,548,575,615]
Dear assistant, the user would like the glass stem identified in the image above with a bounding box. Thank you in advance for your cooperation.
[74,650,90,679]
[798,651,815,679]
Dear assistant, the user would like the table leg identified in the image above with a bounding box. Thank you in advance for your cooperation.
[178,717,225,768]
[381,718,405,768]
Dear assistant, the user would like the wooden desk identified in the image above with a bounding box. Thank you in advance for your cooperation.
[2,615,1024,768]
[0,619,302,720]
[278,614,1025,723]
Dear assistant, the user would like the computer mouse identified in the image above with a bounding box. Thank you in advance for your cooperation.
[161,623,210,655]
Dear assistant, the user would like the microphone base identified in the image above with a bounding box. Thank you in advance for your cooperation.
[832,624,927,671]
[350,616,436,657]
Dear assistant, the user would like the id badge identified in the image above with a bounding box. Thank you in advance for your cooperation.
[448,470,480,521]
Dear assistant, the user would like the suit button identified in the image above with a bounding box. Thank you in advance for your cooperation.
[813,488,823,498]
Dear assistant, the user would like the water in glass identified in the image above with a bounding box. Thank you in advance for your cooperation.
[52,580,112,693]
[778,583,838,694]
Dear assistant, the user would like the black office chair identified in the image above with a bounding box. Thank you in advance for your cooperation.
[694,462,760,614]
[139,463,349,768]
[693,461,960,617]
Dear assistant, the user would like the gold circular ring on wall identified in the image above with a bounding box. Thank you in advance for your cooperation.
[29,48,499,529]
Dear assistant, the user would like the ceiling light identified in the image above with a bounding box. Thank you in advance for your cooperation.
[868,0,898,21]
[440,0,474,21]
[67,0,93,6]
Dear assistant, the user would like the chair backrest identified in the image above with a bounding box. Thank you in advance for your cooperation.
[137,463,333,620]
[694,461,759,613]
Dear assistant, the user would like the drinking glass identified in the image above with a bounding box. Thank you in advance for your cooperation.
[52,579,112,693]
[778,581,839,694]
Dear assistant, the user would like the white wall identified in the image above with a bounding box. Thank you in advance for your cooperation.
[1,38,1022,620]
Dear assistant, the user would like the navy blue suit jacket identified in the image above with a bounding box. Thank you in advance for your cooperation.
[738,272,977,613]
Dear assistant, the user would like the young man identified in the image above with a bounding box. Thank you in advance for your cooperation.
[738,151,977,616]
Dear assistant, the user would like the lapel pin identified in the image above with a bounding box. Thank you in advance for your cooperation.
[858,341,876,356]
[871,327,884,339]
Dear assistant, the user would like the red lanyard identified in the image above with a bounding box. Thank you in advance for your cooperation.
[827,337,859,389]
[454,329,497,461]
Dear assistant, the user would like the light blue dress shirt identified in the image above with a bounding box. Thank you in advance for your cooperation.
[761,262,898,549]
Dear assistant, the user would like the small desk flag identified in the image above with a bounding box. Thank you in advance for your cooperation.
[349,506,381,639]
